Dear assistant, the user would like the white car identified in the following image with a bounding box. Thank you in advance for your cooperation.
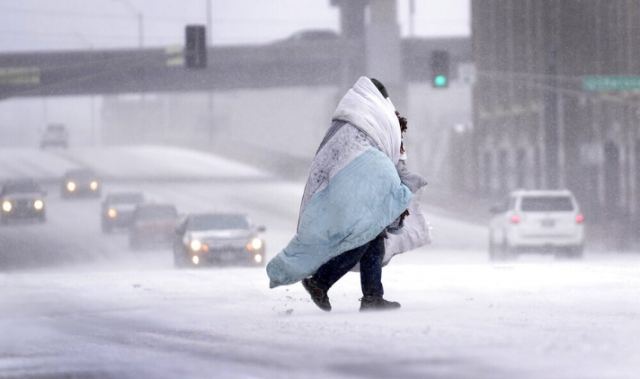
[40,124,68,149]
[489,190,585,260]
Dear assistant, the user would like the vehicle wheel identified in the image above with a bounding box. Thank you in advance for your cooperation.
[173,253,187,268]
[488,233,498,261]
[492,239,516,262]
[129,236,141,250]
[557,245,583,260]
[503,244,517,260]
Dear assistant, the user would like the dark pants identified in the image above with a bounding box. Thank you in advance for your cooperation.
[312,235,385,297]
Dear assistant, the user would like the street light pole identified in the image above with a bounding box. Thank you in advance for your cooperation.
[112,0,145,137]
[74,33,98,146]
[113,0,144,48]
[409,0,415,37]
[206,0,214,145]
[137,12,144,48]
[206,0,212,46]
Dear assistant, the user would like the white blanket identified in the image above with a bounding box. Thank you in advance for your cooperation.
[332,77,402,165]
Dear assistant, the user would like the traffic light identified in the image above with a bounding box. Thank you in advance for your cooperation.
[185,25,207,69]
[430,50,450,88]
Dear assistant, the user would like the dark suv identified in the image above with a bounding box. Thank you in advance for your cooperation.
[61,168,101,198]
[129,203,178,250]
[1,179,47,224]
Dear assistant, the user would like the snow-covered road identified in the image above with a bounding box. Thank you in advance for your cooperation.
[1,147,639,378]
[3,254,640,379]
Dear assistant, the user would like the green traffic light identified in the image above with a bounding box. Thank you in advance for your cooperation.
[434,75,448,87]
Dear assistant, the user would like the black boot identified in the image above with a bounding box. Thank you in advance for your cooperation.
[359,296,401,312]
[302,278,331,312]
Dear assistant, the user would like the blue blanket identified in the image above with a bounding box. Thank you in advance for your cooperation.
[267,148,412,288]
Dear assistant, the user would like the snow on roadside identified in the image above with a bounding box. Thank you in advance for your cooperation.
[0,148,79,181]
[57,145,268,180]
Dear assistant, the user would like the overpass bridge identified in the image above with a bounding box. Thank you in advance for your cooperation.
[0,37,470,99]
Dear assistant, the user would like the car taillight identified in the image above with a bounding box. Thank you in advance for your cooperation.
[576,213,585,224]
[510,214,521,224]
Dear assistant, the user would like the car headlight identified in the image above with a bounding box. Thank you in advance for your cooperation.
[246,238,263,251]
[107,208,117,218]
[90,181,99,191]
[253,254,263,264]
[33,199,44,210]
[66,181,76,192]
[190,239,203,252]
[2,200,12,213]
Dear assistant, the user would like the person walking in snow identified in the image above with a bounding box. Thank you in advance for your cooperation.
[266,77,430,311]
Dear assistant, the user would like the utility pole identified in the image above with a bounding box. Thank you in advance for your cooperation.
[542,0,560,189]
[206,0,214,145]
[331,0,368,87]
[409,0,415,37]
[206,0,212,46]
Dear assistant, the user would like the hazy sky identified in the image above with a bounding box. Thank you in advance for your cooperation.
[1,0,469,51]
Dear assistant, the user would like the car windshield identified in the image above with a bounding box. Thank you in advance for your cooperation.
[109,193,144,204]
[188,214,249,231]
[2,181,41,194]
[46,125,66,133]
[521,196,574,212]
[137,206,177,220]
[46,129,65,136]
[66,170,96,179]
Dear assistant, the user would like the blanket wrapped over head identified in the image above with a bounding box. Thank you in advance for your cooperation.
[266,77,421,288]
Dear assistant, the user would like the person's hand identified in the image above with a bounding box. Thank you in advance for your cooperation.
[399,209,410,227]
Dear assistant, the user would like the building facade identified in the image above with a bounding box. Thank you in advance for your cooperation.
[471,0,640,244]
